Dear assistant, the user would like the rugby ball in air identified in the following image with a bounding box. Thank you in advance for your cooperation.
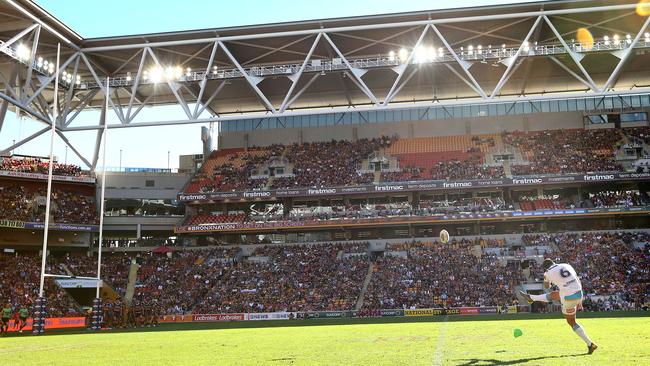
[440,229,450,243]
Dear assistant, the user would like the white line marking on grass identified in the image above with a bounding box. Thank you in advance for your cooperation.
[432,316,449,366]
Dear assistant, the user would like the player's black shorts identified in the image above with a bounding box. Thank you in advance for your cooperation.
[1,317,10,325]
[19,316,27,322]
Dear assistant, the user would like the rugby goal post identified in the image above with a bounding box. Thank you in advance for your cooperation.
[35,45,109,333]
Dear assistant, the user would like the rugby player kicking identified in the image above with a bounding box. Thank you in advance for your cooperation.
[520,259,598,354]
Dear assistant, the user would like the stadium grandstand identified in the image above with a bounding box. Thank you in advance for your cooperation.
[0,0,648,364]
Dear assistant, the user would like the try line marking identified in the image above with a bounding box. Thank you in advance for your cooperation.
[432,316,449,366]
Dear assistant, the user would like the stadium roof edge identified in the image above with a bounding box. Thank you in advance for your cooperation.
[77,0,555,43]
[10,0,82,43]
[15,0,635,46]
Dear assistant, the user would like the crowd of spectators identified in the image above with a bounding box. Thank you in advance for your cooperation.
[0,252,81,317]
[185,127,636,195]
[131,250,228,315]
[364,239,522,310]
[526,232,650,310]
[195,243,368,313]
[0,183,97,224]
[272,138,392,188]
[589,191,648,208]
[0,157,84,176]
[2,230,647,318]
[624,126,650,145]
[183,188,648,229]
[505,129,623,175]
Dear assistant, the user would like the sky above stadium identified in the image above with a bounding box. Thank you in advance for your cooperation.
[1,0,541,170]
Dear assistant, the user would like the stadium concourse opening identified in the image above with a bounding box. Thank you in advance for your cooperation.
[0,0,649,364]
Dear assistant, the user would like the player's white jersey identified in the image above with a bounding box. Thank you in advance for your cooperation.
[544,263,582,299]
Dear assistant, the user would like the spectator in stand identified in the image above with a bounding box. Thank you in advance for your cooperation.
[0,183,97,224]
[1,157,84,177]
[194,243,368,313]
[364,239,521,310]
[0,253,80,317]
[505,129,623,175]
[526,232,649,311]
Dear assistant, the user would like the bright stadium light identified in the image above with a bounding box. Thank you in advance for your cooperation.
[522,41,530,52]
[437,47,444,58]
[626,34,632,44]
[477,45,483,55]
[468,45,474,56]
[613,34,620,45]
[398,48,408,62]
[414,46,427,63]
[645,32,650,42]
[149,66,163,83]
[37,56,43,67]
[126,72,132,82]
[604,35,610,46]
[143,70,149,81]
[388,50,396,61]
[212,65,218,75]
[427,46,436,61]
[15,43,30,61]
[186,67,192,77]
[164,66,174,80]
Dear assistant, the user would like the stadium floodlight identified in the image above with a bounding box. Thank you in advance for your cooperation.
[626,34,632,44]
[388,50,396,61]
[398,48,408,62]
[186,67,192,77]
[477,45,483,55]
[126,72,132,82]
[143,70,149,81]
[414,46,427,63]
[149,66,163,83]
[645,33,650,42]
[523,41,530,52]
[164,66,174,80]
[15,43,30,61]
[427,46,436,61]
[76,75,81,85]
[173,66,183,79]
[613,34,620,45]
[468,45,474,56]
[37,56,43,67]
[212,65,218,75]
[437,47,444,58]
[604,35,610,46]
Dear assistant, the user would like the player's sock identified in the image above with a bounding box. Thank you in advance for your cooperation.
[572,323,593,346]
[529,293,552,302]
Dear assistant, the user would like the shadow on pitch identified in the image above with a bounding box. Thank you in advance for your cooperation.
[455,353,586,365]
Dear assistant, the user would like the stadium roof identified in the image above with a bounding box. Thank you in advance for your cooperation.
[1,0,649,166]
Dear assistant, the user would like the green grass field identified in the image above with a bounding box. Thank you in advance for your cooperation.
[2,313,649,365]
